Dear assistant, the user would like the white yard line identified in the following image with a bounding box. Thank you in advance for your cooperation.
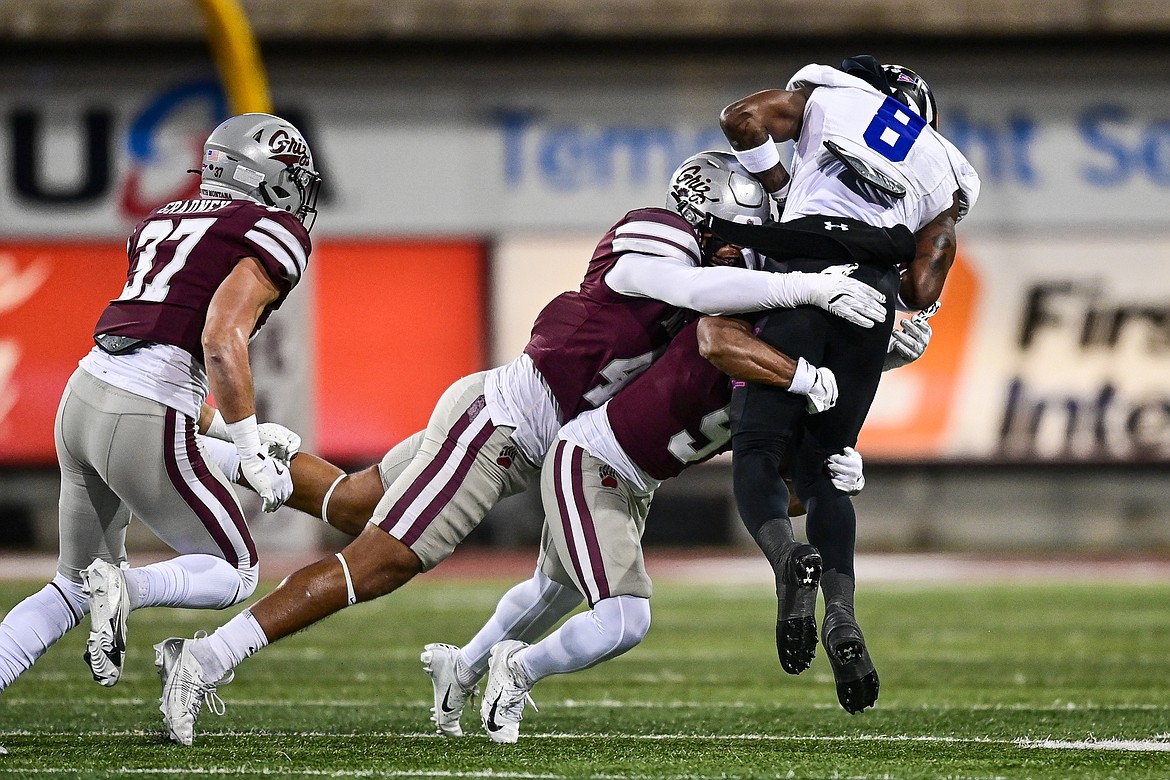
[1,729,1167,752]
[1018,738,1170,752]
[5,698,1170,713]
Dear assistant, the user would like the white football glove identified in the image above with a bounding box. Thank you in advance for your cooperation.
[198,436,242,481]
[790,358,838,414]
[239,450,293,513]
[827,446,865,495]
[258,422,302,466]
[226,414,293,512]
[805,366,838,413]
[884,301,940,371]
[805,264,887,329]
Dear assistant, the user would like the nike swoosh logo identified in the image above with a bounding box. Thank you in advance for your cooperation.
[441,686,456,713]
[111,611,125,665]
[485,695,504,732]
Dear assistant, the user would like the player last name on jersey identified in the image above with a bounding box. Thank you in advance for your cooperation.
[157,199,235,215]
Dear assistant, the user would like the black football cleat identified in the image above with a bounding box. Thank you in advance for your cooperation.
[774,543,823,675]
[822,607,879,714]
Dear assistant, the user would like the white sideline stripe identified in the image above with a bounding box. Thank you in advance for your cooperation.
[2,730,1169,752]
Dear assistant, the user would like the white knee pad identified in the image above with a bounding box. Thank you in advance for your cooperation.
[232,564,259,605]
[518,594,652,681]
[592,594,651,656]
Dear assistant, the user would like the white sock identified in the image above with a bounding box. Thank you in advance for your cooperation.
[516,595,651,683]
[0,574,87,692]
[188,609,269,681]
[123,555,257,610]
[460,570,583,680]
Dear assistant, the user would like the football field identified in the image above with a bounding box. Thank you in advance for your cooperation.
[1,555,1168,779]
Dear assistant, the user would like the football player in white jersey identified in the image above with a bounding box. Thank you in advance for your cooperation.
[711,55,980,714]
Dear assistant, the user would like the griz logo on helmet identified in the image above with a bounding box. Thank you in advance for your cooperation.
[266,129,311,167]
[671,164,718,209]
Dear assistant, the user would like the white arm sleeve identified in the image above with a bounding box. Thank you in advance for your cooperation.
[605,254,819,316]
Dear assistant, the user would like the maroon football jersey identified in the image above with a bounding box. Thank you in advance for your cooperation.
[524,207,698,423]
[93,198,311,362]
[607,319,733,481]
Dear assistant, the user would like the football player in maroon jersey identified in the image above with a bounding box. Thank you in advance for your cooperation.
[463,315,850,742]
[0,114,320,704]
[155,151,889,745]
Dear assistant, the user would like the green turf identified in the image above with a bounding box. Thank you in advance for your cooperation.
[1,576,1168,778]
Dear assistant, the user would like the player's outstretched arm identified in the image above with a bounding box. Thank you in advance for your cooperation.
[284,454,385,537]
[606,255,884,326]
[199,435,384,537]
[697,316,837,413]
[697,316,796,387]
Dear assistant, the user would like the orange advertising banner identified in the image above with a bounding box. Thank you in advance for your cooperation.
[0,239,487,467]
[0,243,130,465]
[858,253,980,458]
[313,240,487,463]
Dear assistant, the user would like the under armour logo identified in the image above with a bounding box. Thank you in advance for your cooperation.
[824,221,850,231]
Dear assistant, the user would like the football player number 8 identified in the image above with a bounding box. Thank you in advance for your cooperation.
[862,96,926,163]
[117,217,217,303]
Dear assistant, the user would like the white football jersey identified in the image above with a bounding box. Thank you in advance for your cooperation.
[781,64,980,233]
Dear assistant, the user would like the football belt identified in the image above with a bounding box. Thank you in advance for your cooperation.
[95,333,150,355]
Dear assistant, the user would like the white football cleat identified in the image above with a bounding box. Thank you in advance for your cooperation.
[421,643,478,737]
[480,640,537,744]
[81,558,130,687]
[155,635,232,746]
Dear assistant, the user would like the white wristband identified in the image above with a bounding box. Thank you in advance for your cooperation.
[225,414,263,458]
[205,409,230,441]
[733,137,781,174]
[789,357,816,395]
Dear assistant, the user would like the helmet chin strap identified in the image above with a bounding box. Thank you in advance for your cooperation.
[256,182,278,207]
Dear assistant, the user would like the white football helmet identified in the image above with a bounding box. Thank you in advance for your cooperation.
[666,151,771,228]
[199,113,322,230]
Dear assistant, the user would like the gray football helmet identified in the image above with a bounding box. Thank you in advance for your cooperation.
[198,113,322,230]
[666,151,771,228]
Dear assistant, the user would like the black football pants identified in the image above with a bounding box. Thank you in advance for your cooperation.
[730,261,899,577]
